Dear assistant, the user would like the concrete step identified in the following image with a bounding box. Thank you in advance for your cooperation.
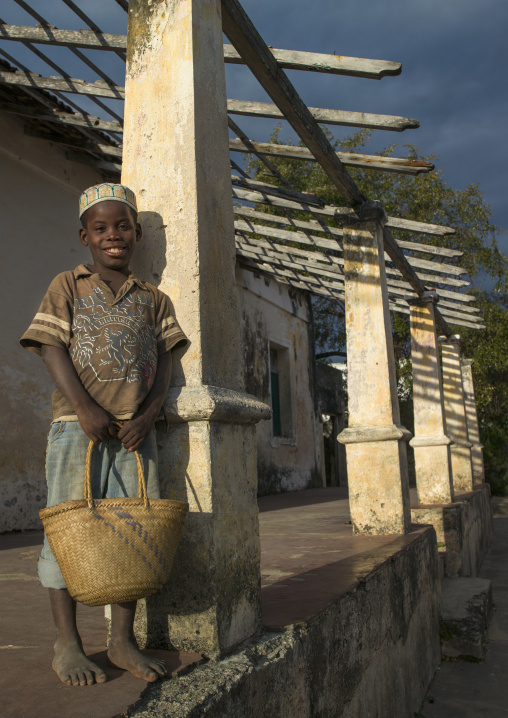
[440,577,493,660]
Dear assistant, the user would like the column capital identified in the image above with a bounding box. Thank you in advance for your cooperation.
[438,333,461,347]
[405,290,439,307]
[343,200,388,228]
[163,385,271,424]
[461,358,474,368]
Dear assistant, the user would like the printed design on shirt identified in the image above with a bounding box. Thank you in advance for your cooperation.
[72,286,156,386]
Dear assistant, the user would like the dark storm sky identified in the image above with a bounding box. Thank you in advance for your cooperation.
[2,0,507,253]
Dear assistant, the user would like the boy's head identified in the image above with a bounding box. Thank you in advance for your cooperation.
[78,183,141,272]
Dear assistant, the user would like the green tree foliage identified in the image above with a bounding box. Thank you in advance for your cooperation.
[246,129,508,492]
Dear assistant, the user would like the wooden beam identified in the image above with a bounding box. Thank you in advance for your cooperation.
[221,0,366,206]
[227,99,419,132]
[0,24,402,79]
[229,138,433,175]
[0,69,124,99]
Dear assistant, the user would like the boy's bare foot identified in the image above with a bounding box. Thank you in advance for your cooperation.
[53,639,107,686]
[108,638,167,682]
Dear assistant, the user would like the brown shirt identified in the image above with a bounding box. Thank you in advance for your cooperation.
[20,265,187,422]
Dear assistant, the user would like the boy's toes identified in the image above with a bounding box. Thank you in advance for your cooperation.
[95,669,107,684]
[84,670,95,685]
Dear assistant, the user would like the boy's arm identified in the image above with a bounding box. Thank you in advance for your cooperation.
[41,345,118,443]
[117,350,173,452]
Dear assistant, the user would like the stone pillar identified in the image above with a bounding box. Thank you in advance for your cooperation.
[439,335,474,493]
[338,201,412,535]
[461,359,485,484]
[121,0,270,658]
[407,292,454,504]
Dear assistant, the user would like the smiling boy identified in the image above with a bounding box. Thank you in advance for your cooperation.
[20,183,186,687]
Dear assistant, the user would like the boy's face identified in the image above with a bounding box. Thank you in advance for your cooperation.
[79,201,141,273]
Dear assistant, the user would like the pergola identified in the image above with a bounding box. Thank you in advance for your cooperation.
[0,0,483,332]
[0,0,486,659]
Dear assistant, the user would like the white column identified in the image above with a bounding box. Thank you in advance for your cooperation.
[407,293,454,504]
[439,335,474,493]
[461,359,485,484]
[338,201,412,535]
[122,0,270,658]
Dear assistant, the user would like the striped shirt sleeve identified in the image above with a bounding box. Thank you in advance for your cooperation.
[155,291,187,355]
[20,279,73,356]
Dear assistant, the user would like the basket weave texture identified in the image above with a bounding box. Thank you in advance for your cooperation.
[40,440,188,606]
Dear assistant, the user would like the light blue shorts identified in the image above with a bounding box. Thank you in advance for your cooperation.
[39,421,160,590]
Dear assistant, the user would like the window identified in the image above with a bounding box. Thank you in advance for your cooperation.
[270,349,282,436]
[269,343,293,439]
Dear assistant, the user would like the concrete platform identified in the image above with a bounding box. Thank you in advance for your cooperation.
[2,488,441,717]
[421,515,508,717]
[440,577,493,660]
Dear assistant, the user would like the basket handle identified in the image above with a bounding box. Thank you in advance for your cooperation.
[84,440,150,509]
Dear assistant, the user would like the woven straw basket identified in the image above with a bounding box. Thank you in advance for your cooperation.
[40,440,188,607]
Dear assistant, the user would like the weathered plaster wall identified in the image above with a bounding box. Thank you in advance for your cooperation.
[412,483,493,578]
[0,111,101,532]
[126,527,441,718]
[236,267,325,496]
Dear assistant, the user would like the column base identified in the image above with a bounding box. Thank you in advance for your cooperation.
[413,443,454,504]
[343,436,412,535]
[450,442,474,493]
[471,444,485,485]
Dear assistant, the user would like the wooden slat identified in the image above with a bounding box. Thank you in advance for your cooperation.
[386,216,455,237]
[224,44,401,78]
[221,0,366,206]
[232,206,462,258]
[236,220,469,291]
[24,126,123,158]
[236,238,480,313]
[0,101,124,132]
[0,24,403,79]
[231,175,324,208]
[0,23,126,50]
[0,69,124,99]
[229,138,433,175]
[235,216,466,278]
[231,186,455,237]
[237,255,345,300]
[238,240,480,325]
[227,99,419,132]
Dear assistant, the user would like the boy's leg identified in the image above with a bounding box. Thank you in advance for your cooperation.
[49,588,107,686]
[106,429,165,681]
[108,602,166,681]
[42,422,107,686]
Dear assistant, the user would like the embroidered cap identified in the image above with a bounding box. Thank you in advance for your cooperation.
[79,183,137,219]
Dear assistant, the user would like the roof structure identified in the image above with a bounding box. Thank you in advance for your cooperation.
[0,0,484,332]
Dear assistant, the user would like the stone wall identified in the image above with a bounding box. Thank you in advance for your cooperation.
[0,111,101,532]
[126,526,441,718]
[236,267,326,496]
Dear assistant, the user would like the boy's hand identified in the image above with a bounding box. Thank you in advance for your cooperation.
[117,410,156,452]
[76,402,118,444]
